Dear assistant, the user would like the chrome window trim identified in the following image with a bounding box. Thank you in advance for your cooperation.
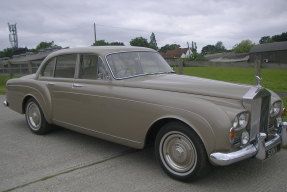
[104,50,173,80]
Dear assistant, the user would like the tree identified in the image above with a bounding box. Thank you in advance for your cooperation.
[201,41,226,54]
[92,40,109,46]
[233,40,255,53]
[259,36,273,44]
[215,41,226,51]
[272,32,287,42]
[201,45,216,55]
[129,37,149,47]
[35,41,59,51]
[259,32,287,44]
[92,40,125,46]
[149,32,158,50]
[190,41,198,60]
[109,42,124,46]
[159,44,181,53]
[185,41,206,61]
[0,48,14,58]
[0,47,29,58]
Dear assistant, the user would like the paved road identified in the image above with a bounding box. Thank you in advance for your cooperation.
[1,95,287,192]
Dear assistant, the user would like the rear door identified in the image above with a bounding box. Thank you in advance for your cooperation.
[39,54,78,123]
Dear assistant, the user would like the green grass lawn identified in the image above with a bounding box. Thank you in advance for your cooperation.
[173,66,287,107]
[173,66,287,92]
[1,67,287,107]
[0,74,20,94]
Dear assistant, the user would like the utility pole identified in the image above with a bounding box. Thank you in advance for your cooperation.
[94,23,97,45]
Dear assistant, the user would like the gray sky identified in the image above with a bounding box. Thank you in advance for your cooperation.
[0,0,286,51]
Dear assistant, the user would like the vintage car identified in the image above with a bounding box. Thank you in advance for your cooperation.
[4,46,287,181]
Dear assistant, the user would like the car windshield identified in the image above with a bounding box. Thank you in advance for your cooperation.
[106,51,174,79]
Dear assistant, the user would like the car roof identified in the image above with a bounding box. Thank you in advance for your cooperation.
[47,46,156,58]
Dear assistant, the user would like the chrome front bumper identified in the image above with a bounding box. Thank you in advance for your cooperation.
[210,122,287,166]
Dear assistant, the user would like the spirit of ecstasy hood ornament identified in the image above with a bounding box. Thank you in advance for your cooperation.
[256,76,262,90]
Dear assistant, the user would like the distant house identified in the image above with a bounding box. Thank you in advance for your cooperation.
[249,41,287,64]
[160,48,192,59]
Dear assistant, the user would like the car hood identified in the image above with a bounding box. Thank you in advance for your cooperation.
[121,74,252,100]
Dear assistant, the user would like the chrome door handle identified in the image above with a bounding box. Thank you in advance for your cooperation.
[73,83,84,88]
[47,82,55,86]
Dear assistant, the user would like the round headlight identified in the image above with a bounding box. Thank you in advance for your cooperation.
[233,116,239,128]
[238,112,249,128]
[232,112,249,129]
[241,131,249,145]
[270,101,282,117]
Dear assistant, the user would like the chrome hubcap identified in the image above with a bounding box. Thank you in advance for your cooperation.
[27,102,41,130]
[160,131,197,175]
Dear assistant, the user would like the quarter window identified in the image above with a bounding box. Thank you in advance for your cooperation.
[54,54,77,78]
[79,55,108,80]
[42,58,55,77]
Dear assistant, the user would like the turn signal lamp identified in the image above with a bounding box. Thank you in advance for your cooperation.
[229,127,235,143]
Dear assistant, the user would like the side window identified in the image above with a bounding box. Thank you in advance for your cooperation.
[41,58,55,77]
[79,55,108,80]
[54,54,77,78]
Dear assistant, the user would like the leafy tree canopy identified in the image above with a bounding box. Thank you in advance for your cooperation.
[201,41,226,54]
[0,48,14,58]
[149,32,158,50]
[0,41,61,58]
[233,40,255,53]
[259,36,273,44]
[215,41,226,50]
[109,42,125,46]
[259,32,287,44]
[35,41,60,51]
[0,47,29,58]
[159,44,181,53]
[92,40,124,46]
[129,37,149,47]
[184,41,206,61]
[271,32,287,42]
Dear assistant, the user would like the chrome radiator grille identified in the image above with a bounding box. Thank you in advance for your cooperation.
[260,95,270,133]
[243,87,271,141]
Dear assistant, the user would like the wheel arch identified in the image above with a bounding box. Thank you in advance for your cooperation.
[144,117,214,154]
[22,94,52,124]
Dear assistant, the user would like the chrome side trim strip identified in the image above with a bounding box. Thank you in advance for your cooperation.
[54,119,142,144]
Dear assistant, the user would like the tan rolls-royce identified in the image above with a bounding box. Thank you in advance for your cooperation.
[4,46,287,181]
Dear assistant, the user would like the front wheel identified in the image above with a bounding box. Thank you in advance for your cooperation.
[25,98,52,135]
[155,122,209,181]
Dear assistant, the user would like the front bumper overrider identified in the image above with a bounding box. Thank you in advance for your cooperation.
[210,122,287,166]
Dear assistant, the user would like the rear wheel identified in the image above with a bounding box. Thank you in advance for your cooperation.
[155,122,209,181]
[25,98,52,135]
